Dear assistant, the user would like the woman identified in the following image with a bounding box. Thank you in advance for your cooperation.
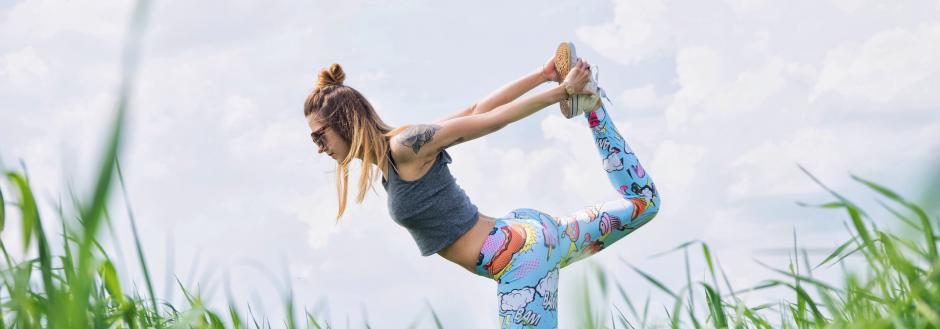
[303,42,660,329]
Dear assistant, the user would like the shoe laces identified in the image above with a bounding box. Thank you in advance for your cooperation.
[589,64,612,104]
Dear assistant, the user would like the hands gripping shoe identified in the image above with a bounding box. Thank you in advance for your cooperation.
[554,42,610,118]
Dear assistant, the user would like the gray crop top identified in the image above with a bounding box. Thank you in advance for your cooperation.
[381,149,479,256]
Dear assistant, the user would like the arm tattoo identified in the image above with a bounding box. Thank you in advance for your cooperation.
[400,124,441,154]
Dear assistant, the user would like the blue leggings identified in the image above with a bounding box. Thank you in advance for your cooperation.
[474,105,661,328]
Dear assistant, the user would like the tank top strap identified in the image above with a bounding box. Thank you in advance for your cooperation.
[382,148,452,188]
[439,149,453,165]
[386,147,401,174]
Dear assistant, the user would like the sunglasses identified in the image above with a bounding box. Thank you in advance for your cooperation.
[310,125,328,148]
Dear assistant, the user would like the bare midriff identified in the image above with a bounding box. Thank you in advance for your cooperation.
[438,212,496,273]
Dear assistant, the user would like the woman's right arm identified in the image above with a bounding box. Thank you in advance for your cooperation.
[436,60,558,123]
[392,60,590,163]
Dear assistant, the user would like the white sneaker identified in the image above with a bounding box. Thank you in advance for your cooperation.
[565,65,610,118]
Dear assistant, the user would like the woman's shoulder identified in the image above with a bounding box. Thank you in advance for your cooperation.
[389,139,436,164]
[388,123,442,162]
[388,140,442,181]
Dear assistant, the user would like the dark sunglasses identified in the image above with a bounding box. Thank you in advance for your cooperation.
[310,125,328,148]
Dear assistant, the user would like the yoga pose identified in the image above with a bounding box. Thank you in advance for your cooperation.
[303,42,660,329]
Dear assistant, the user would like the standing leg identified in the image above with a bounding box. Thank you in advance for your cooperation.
[558,104,661,267]
[477,210,562,329]
[496,264,560,329]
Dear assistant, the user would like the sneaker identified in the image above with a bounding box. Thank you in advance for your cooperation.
[554,41,577,118]
[554,42,610,118]
[564,64,610,118]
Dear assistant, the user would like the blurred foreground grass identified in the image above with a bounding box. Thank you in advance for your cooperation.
[572,168,940,329]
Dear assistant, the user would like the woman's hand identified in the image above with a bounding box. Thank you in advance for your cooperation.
[541,56,560,83]
[562,58,592,97]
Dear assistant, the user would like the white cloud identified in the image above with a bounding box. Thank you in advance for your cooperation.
[814,23,940,106]
[722,0,770,13]
[220,95,257,129]
[576,0,674,65]
[618,84,670,111]
[729,127,843,198]
[287,190,340,250]
[730,121,940,199]
[649,140,707,196]
[0,0,129,42]
[0,47,49,85]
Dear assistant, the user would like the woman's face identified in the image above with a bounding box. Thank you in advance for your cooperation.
[306,113,350,162]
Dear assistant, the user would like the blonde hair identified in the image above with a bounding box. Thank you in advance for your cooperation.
[304,63,398,220]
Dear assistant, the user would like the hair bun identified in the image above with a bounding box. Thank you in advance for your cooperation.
[317,63,346,89]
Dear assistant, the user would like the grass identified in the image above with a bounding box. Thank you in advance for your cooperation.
[573,167,940,329]
[2,0,938,327]
[3,109,937,329]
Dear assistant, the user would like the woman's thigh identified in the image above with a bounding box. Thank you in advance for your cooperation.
[476,209,563,328]
[556,197,653,268]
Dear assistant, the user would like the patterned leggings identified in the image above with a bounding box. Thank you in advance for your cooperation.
[474,105,661,329]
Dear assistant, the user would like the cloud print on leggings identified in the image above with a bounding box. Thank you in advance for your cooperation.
[535,268,559,311]
[498,287,536,312]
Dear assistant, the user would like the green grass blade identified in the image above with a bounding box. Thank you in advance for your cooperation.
[116,160,159,317]
[684,247,701,329]
[622,257,678,299]
[6,173,36,250]
[914,298,940,327]
[423,299,444,329]
[877,199,924,232]
[0,179,5,232]
[5,172,62,327]
[797,165,866,216]
[754,260,844,294]
[99,259,125,303]
[794,201,848,209]
[852,174,938,260]
[305,309,323,329]
[701,243,716,280]
[670,288,687,329]
[814,236,857,270]
[701,283,728,329]
[615,281,641,321]
[648,240,701,259]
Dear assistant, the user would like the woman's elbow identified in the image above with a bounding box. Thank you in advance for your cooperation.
[478,111,508,134]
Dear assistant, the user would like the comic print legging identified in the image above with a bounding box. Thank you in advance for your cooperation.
[474,105,661,329]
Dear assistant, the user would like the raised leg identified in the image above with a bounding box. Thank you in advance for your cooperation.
[557,104,661,267]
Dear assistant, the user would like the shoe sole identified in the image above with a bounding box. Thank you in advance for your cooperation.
[555,42,577,118]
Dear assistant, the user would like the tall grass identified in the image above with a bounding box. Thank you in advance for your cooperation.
[0,1,449,327]
[577,166,940,329]
[5,130,936,329]
[0,0,327,327]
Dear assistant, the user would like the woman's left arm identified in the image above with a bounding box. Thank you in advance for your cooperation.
[435,62,557,122]
[393,87,563,161]
[393,59,589,163]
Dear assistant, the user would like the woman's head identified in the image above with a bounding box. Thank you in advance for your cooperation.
[304,63,394,219]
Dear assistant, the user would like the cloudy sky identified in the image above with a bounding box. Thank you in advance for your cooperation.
[2,0,939,327]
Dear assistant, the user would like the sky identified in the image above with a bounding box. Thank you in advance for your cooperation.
[2,0,940,327]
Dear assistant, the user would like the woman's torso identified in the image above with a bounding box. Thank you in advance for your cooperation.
[381,145,494,272]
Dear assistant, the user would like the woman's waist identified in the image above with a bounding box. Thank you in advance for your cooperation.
[438,212,496,272]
